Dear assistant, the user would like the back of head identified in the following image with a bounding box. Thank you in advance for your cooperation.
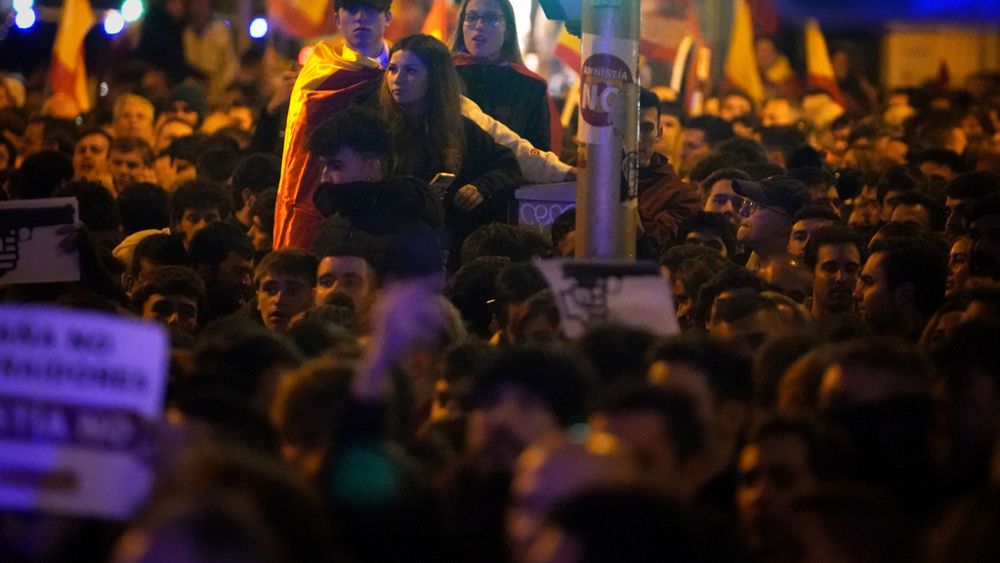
[118,182,170,234]
[232,153,281,195]
[196,148,240,184]
[131,232,189,276]
[473,347,593,427]
[188,221,253,269]
[7,150,73,199]
[578,324,658,385]
[875,240,948,317]
[460,223,535,265]
[447,255,511,338]
[131,264,207,315]
[649,334,753,405]
[307,105,392,165]
[56,179,121,231]
[597,383,706,465]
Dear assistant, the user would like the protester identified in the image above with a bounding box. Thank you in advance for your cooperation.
[3,4,1000,562]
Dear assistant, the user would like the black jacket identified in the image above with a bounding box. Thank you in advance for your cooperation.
[456,63,553,151]
[312,176,444,268]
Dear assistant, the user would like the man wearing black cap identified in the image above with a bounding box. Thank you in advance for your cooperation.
[164,82,208,129]
[732,176,812,272]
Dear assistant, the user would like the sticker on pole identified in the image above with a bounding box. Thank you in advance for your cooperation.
[578,34,638,145]
[0,305,169,520]
[535,259,679,339]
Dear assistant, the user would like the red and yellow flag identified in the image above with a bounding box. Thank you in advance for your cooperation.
[274,39,384,249]
[268,0,337,39]
[723,0,765,104]
[804,18,845,106]
[421,0,454,42]
[50,0,94,114]
[554,26,581,71]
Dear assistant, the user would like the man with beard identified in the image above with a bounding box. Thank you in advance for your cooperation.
[805,226,865,320]
[188,221,255,322]
[854,240,947,341]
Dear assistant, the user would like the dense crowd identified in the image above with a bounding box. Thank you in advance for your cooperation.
[3,0,1000,561]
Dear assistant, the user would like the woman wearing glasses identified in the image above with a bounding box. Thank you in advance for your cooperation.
[450,0,562,152]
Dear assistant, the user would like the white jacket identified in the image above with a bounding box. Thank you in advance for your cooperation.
[460,96,572,184]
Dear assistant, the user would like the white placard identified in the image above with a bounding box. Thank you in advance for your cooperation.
[0,197,80,285]
[536,259,680,339]
[0,305,169,520]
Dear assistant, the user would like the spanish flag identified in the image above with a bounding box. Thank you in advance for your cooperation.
[804,19,845,106]
[723,0,765,104]
[274,39,384,249]
[268,0,337,39]
[421,0,454,42]
[50,0,94,114]
[554,26,581,72]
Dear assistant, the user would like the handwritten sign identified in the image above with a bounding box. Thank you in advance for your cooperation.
[0,197,80,285]
[536,259,680,338]
[0,305,168,520]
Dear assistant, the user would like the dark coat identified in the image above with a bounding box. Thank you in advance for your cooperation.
[312,176,444,269]
[455,60,557,152]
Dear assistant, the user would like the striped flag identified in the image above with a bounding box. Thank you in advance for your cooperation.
[50,0,94,113]
[267,0,337,39]
[804,18,845,106]
[723,0,765,104]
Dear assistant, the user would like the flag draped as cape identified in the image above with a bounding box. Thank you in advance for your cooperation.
[274,40,384,249]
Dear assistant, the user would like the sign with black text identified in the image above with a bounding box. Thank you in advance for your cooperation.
[0,306,168,520]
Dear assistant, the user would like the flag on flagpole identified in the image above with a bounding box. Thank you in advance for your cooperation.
[723,0,765,104]
[268,0,337,39]
[50,0,94,113]
[421,0,453,42]
[804,18,845,106]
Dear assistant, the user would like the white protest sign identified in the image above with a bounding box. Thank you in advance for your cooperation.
[536,259,680,339]
[0,305,168,520]
[0,197,80,285]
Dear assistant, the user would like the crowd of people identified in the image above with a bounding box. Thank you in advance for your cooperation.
[3,0,1000,561]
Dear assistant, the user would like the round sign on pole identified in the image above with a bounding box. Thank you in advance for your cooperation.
[577,33,638,146]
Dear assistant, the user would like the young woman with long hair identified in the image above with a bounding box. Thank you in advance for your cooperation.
[378,34,523,265]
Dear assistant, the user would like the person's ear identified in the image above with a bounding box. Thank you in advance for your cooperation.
[362,157,383,181]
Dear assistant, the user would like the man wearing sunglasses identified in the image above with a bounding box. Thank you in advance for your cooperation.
[732,176,812,272]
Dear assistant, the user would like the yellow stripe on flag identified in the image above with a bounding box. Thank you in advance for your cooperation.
[723,0,764,104]
[50,0,94,113]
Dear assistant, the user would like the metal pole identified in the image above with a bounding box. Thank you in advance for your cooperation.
[575,0,640,259]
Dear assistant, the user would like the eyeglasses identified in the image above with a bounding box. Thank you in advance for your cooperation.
[464,11,504,28]
[737,196,790,219]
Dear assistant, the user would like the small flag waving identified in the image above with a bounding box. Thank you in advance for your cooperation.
[723,0,765,104]
[804,18,845,106]
[50,0,95,114]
